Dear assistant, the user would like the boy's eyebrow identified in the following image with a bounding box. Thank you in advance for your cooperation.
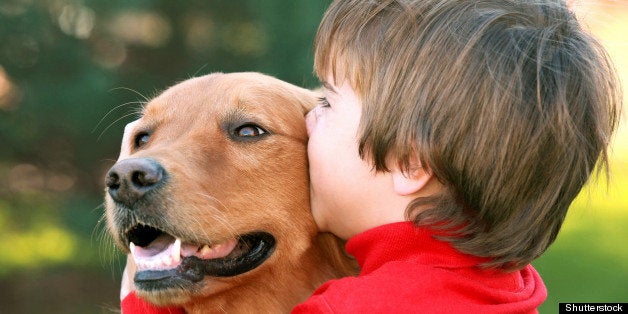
[320,81,338,94]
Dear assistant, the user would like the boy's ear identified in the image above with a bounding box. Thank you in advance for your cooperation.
[391,163,433,196]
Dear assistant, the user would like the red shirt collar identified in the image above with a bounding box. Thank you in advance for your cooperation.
[346,221,491,274]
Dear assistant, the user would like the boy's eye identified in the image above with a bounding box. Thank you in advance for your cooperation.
[134,132,151,148]
[234,124,267,137]
[317,96,331,108]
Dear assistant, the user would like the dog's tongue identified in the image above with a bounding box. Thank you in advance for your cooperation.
[131,235,238,272]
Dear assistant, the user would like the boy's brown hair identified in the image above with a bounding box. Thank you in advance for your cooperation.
[314,0,621,269]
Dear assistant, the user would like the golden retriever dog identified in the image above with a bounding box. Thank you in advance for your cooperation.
[104,72,357,313]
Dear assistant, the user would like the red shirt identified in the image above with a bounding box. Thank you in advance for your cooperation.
[292,222,547,313]
[121,292,183,314]
[122,222,546,313]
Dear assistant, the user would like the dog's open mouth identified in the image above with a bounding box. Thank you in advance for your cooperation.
[125,224,276,291]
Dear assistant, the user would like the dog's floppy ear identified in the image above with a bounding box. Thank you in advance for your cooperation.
[118,119,140,161]
[294,87,321,116]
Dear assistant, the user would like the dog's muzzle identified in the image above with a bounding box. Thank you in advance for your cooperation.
[105,158,277,292]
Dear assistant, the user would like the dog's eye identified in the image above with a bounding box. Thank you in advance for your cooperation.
[234,124,266,138]
[135,132,151,148]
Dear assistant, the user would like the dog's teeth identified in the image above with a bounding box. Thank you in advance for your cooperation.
[199,245,212,255]
[162,255,172,267]
[173,238,182,262]
[163,255,178,267]
[129,242,137,258]
[129,239,183,271]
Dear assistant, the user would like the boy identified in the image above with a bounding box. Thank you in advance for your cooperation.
[121,0,621,312]
[294,0,620,312]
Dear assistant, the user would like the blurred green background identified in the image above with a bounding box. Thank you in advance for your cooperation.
[0,0,625,313]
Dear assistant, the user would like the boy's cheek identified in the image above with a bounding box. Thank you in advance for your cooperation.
[305,108,318,136]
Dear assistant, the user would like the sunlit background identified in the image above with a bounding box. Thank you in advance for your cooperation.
[0,1,625,313]
[535,1,628,312]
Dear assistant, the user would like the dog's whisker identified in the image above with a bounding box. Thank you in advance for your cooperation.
[188,205,230,244]
[206,209,238,241]
[190,63,209,78]
[95,206,132,282]
[91,204,110,246]
[92,208,123,277]
[92,100,146,134]
[194,193,239,240]
[97,111,140,141]
[109,86,151,103]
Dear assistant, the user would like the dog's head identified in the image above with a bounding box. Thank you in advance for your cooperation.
[105,72,320,306]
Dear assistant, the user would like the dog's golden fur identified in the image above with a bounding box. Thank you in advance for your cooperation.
[105,72,357,313]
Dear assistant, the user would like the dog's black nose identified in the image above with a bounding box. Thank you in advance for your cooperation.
[106,158,165,208]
